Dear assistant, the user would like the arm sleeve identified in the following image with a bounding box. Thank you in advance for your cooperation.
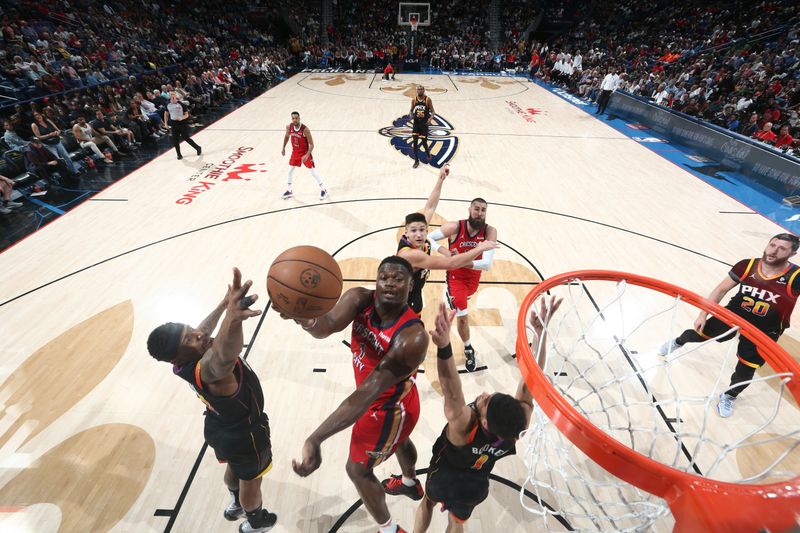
[471,248,496,271]
[427,229,446,252]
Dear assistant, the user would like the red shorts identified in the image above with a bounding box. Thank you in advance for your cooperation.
[383,64,394,74]
[349,384,420,468]
[289,151,314,168]
[445,273,480,313]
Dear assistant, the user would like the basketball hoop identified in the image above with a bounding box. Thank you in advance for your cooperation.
[516,270,800,533]
[409,14,419,32]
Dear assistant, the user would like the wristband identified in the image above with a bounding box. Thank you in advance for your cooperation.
[436,344,453,360]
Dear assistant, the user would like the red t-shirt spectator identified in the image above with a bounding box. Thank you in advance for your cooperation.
[754,129,777,143]
[775,132,794,149]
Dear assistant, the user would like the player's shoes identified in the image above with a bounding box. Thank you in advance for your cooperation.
[376,527,408,533]
[413,160,420,169]
[281,190,293,200]
[238,509,277,532]
[465,345,477,372]
[382,474,424,501]
[657,338,680,357]
[716,393,735,418]
[319,188,329,201]
[223,498,244,521]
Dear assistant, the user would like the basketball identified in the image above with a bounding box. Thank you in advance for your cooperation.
[267,245,343,319]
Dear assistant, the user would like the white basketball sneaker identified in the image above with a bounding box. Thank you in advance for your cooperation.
[657,338,680,357]
[716,393,735,418]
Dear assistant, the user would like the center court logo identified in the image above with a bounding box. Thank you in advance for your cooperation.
[378,114,459,168]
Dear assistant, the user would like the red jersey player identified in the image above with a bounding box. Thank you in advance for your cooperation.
[280,111,328,201]
[427,198,498,371]
[658,233,800,418]
[288,256,428,533]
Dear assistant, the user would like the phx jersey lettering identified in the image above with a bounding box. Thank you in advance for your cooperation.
[174,357,272,480]
[727,258,800,334]
[349,293,422,467]
[397,235,431,314]
[288,123,314,168]
[412,96,431,137]
[425,402,516,521]
[446,220,487,312]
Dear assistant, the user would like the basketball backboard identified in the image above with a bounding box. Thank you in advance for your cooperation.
[398,2,431,26]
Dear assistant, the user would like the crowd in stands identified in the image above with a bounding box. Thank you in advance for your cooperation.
[532,0,800,155]
[0,0,289,195]
[1,0,797,213]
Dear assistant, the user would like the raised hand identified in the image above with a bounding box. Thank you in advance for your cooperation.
[528,296,563,335]
[429,302,456,348]
[225,267,262,321]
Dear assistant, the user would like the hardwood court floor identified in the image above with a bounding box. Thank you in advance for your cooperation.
[0,72,798,532]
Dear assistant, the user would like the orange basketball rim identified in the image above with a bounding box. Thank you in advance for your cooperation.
[516,270,800,533]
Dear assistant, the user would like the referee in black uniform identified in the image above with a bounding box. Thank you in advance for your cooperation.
[165,91,202,160]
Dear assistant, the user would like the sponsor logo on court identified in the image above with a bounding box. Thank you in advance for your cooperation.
[378,114,458,168]
[176,147,262,205]
[505,100,545,123]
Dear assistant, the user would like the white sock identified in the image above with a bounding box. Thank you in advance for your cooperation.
[378,518,397,533]
[310,168,324,188]
[401,475,416,487]
[464,338,471,347]
[287,166,295,189]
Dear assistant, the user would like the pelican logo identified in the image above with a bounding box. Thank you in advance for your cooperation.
[378,114,458,168]
[300,268,321,289]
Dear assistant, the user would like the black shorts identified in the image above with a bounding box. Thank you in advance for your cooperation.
[205,412,272,480]
[412,121,429,137]
[700,315,780,367]
[425,463,489,522]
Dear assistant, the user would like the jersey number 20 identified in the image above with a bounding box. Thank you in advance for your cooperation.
[741,296,770,317]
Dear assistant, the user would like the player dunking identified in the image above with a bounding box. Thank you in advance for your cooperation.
[147,268,277,533]
[409,298,561,531]
[427,198,497,371]
[408,85,434,169]
[658,233,800,418]
[396,164,497,316]
[281,111,328,201]
[288,256,428,533]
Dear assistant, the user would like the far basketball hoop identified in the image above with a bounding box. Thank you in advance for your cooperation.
[398,2,430,27]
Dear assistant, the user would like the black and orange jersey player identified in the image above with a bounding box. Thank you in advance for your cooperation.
[408,85,434,168]
[658,233,800,418]
[147,268,277,533]
[391,298,562,531]
[396,163,497,314]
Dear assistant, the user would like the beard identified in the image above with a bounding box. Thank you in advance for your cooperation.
[468,216,485,230]
[762,251,783,265]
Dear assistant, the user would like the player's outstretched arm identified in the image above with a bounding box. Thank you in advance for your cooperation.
[471,225,498,271]
[695,276,738,332]
[202,268,263,381]
[403,241,497,271]
[421,164,449,223]
[516,296,562,424]
[293,287,372,339]
[430,303,473,443]
[292,324,428,476]
[427,221,459,255]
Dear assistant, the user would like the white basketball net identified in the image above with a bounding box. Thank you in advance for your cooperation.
[518,277,800,532]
